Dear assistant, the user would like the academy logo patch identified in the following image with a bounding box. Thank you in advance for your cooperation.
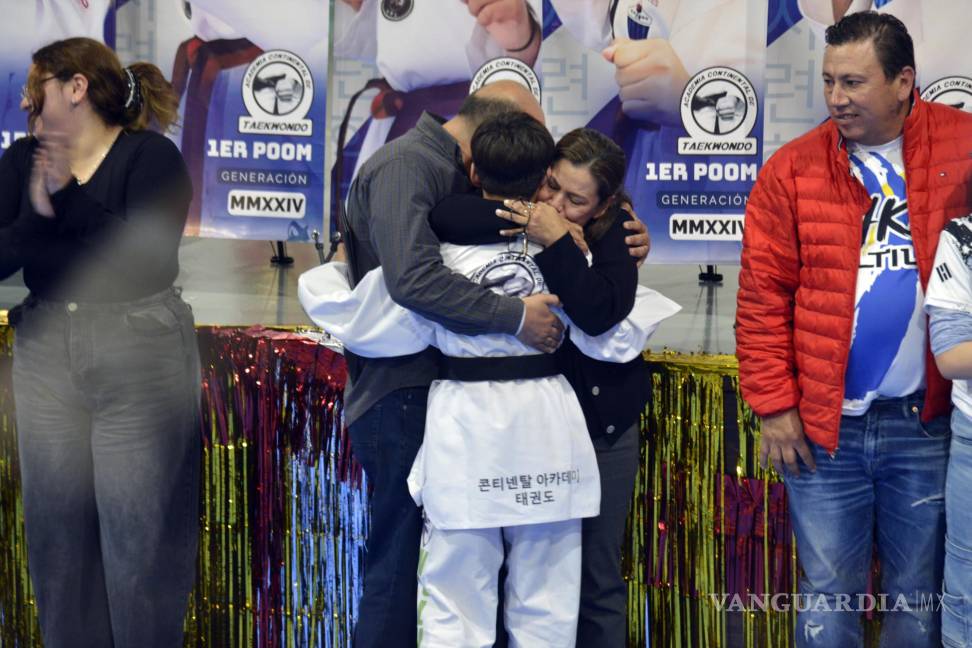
[678,67,758,156]
[921,76,972,114]
[471,251,545,298]
[469,57,541,104]
[239,50,314,137]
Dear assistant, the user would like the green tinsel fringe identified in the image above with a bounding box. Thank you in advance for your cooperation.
[3,331,868,648]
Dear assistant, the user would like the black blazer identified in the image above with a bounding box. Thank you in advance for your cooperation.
[534,207,649,441]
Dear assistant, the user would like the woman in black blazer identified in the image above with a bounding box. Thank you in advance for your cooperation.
[498,128,647,647]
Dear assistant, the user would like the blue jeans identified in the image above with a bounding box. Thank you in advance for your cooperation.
[783,392,949,648]
[347,387,427,648]
[12,289,201,648]
[944,408,972,647]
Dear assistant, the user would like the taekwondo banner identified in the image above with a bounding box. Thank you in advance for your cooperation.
[116,0,328,241]
[329,0,543,237]
[1,1,115,152]
[765,0,972,159]
[541,0,769,264]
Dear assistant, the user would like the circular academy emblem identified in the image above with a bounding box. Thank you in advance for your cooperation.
[681,67,757,137]
[921,76,972,114]
[677,67,758,155]
[239,51,314,136]
[381,0,413,22]
[243,51,313,119]
[469,57,542,104]
[471,251,545,298]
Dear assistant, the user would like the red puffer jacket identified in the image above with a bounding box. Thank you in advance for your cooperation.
[737,94,972,452]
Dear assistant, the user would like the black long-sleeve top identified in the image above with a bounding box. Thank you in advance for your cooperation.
[0,130,191,302]
[430,194,649,441]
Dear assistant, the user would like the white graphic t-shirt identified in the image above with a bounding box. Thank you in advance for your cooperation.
[924,216,972,418]
[842,136,926,415]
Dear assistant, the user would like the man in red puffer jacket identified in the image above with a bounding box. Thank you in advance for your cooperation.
[737,11,972,648]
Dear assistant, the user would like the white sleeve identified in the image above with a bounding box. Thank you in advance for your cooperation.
[297,263,434,357]
[333,0,378,62]
[549,0,613,51]
[185,0,330,61]
[925,226,972,314]
[564,286,681,362]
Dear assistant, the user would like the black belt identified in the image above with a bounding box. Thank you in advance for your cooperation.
[438,354,560,382]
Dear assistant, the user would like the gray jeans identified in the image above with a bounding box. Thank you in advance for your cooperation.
[577,422,641,647]
[12,288,201,648]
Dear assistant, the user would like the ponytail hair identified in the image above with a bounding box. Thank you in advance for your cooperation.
[30,37,179,133]
[123,61,179,131]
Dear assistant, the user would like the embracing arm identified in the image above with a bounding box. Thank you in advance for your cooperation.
[565,285,681,362]
[366,156,523,335]
[428,194,508,245]
[534,208,638,336]
[298,262,433,357]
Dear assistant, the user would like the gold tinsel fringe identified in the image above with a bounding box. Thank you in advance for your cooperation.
[1,333,805,647]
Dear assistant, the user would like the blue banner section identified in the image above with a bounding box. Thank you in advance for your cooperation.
[542,0,767,263]
[153,2,330,241]
[4,2,328,242]
[174,48,327,240]
[541,0,563,40]
[766,0,802,47]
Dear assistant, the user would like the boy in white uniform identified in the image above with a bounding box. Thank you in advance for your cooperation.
[923,215,972,647]
[299,112,678,647]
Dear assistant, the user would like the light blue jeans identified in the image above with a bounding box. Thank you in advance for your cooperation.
[783,392,949,648]
[12,288,201,648]
[943,408,972,647]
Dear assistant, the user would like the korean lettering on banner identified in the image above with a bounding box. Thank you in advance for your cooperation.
[115,1,328,241]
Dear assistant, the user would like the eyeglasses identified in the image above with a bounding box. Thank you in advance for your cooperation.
[20,75,58,110]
